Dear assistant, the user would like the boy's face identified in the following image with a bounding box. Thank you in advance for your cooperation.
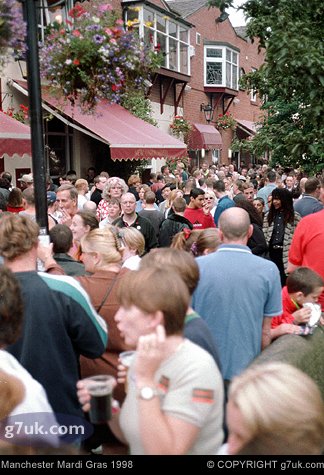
[300,286,324,305]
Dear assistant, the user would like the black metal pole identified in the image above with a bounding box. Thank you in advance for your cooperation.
[24,0,48,235]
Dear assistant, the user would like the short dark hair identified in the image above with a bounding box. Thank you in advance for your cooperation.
[214,180,225,193]
[305,177,320,194]
[49,224,73,253]
[190,187,205,199]
[1,172,12,183]
[66,173,77,185]
[0,267,24,345]
[267,170,277,183]
[287,267,324,296]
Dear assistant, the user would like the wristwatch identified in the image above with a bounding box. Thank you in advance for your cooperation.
[137,386,158,400]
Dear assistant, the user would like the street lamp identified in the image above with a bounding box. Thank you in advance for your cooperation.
[200,103,214,124]
[22,0,48,235]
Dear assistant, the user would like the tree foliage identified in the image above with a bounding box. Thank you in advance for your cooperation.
[208,0,324,172]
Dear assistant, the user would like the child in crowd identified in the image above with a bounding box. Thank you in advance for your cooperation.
[271,267,324,339]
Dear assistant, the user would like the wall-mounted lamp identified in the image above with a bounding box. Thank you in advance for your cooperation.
[201,148,206,158]
[200,103,214,124]
[184,84,192,92]
[228,149,232,159]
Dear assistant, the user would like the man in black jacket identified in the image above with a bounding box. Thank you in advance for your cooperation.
[159,197,193,247]
[113,192,157,253]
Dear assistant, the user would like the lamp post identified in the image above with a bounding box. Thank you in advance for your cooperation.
[23,0,48,235]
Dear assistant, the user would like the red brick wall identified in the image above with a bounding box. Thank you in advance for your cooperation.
[117,2,265,164]
[178,7,264,164]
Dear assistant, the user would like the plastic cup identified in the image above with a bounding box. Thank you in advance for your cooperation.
[119,351,136,392]
[303,302,322,327]
[83,375,116,424]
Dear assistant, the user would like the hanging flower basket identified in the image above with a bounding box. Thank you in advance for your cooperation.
[0,0,26,69]
[214,112,236,130]
[169,116,192,139]
[39,1,163,113]
[1,104,29,124]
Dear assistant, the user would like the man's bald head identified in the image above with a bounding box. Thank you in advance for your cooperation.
[218,207,252,242]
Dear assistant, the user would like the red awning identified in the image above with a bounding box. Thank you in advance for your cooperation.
[236,119,257,135]
[0,111,32,157]
[188,123,222,150]
[12,81,188,161]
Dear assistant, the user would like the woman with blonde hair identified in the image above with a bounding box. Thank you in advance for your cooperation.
[226,362,324,455]
[120,227,145,270]
[203,190,217,217]
[96,177,128,221]
[76,227,130,403]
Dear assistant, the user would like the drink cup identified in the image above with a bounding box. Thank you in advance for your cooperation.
[83,375,116,424]
[119,351,136,392]
[303,302,322,327]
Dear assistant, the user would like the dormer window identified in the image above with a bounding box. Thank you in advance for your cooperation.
[204,45,239,90]
[125,4,191,75]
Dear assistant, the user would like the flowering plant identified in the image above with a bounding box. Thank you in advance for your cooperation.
[0,0,26,68]
[169,116,192,138]
[1,104,29,124]
[214,112,236,130]
[39,1,162,112]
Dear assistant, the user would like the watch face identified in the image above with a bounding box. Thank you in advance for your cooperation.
[140,386,156,400]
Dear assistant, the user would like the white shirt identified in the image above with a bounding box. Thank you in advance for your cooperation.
[0,350,59,446]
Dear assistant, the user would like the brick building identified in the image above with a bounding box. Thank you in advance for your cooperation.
[0,0,264,183]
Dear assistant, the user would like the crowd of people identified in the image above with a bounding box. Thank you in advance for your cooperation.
[0,160,323,455]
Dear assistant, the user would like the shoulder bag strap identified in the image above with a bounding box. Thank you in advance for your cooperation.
[97,273,119,313]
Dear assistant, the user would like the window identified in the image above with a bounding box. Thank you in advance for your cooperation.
[196,32,201,45]
[250,67,257,102]
[125,5,191,75]
[38,0,74,42]
[204,45,239,90]
[212,149,220,164]
[239,67,246,90]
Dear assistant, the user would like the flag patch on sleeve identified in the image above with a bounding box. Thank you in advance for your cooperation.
[192,388,214,404]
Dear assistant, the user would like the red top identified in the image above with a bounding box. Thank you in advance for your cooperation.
[184,208,216,229]
[288,210,324,310]
[271,286,298,328]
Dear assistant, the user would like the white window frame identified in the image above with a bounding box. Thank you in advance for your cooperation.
[38,0,74,42]
[250,67,257,102]
[204,45,239,90]
[125,5,191,75]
